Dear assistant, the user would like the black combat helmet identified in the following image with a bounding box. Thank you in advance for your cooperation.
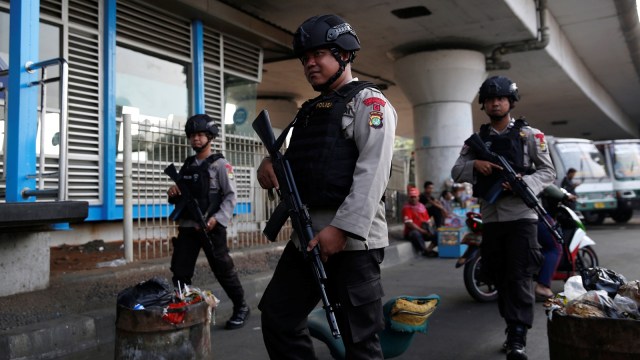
[184,114,219,139]
[293,15,360,92]
[478,76,520,105]
[293,14,360,58]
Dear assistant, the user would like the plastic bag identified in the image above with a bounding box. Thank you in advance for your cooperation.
[581,267,627,298]
[563,275,587,301]
[617,280,640,307]
[613,294,640,319]
[117,276,175,309]
[565,290,621,318]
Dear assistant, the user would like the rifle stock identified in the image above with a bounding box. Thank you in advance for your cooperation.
[252,109,341,339]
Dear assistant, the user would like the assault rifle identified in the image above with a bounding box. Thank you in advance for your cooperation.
[464,133,583,263]
[252,109,341,339]
[164,163,215,252]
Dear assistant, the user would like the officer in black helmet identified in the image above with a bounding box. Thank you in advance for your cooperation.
[167,114,249,330]
[257,14,397,359]
[451,76,555,360]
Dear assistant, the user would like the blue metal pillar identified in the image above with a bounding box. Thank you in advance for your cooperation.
[6,0,40,202]
[192,20,205,114]
[100,0,117,219]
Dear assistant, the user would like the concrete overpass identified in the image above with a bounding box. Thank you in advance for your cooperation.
[210,0,640,189]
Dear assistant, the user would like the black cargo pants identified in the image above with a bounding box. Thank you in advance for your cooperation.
[482,220,543,327]
[171,225,245,308]
[259,241,385,360]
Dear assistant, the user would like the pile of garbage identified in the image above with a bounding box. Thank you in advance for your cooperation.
[545,267,640,320]
[117,276,219,325]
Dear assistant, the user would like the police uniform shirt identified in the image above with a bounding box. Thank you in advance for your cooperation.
[305,79,397,251]
[179,156,237,228]
[451,118,555,223]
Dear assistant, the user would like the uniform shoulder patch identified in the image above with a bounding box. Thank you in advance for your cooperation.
[225,163,235,180]
[363,97,386,111]
[534,133,548,153]
[369,111,384,129]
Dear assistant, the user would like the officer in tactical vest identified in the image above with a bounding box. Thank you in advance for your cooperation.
[256,14,397,359]
[451,76,555,360]
[167,114,249,330]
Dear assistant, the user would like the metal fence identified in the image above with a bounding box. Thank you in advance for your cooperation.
[122,115,292,261]
[122,114,404,261]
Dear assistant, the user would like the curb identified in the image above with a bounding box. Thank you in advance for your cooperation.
[0,239,415,360]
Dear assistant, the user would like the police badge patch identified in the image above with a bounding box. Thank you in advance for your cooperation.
[534,133,548,152]
[225,163,235,180]
[369,111,383,129]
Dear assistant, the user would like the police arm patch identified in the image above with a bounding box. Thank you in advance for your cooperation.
[534,133,547,153]
[225,163,235,180]
[369,111,384,129]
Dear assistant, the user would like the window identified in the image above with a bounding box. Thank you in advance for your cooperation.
[224,74,257,138]
[0,12,61,158]
[115,46,189,162]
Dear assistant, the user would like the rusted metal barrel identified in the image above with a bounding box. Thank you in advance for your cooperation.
[114,301,212,359]
[548,313,640,360]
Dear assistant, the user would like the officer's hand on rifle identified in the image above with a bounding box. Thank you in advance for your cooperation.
[167,185,181,198]
[205,217,217,232]
[474,160,503,176]
[307,225,348,263]
[257,157,280,190]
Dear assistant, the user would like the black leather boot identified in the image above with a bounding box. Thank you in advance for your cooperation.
[225,304,250,330]
[505,324,528,360]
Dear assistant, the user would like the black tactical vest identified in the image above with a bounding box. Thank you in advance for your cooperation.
[285,81,375,207]
[473,119,532,201]
[178,153,223,220]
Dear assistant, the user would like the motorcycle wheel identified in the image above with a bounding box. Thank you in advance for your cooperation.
[576,246,599,271]
[463,255,498,302]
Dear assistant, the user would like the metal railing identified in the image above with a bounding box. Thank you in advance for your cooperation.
[0,58,69,200]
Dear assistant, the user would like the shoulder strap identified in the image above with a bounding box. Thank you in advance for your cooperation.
[206,153,224,164]
[479,123,491,139]
[514,117,529,130]
[334,80,377,100]
[179,155,197,174]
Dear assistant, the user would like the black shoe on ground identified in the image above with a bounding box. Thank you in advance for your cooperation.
[506,343,527,360]
[423,250,439,258]
[505,324,528,360]
[225,305,250,330]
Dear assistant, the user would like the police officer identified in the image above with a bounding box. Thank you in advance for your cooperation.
[167,114,249,330]
[451,76,555,360]
[256,14,397,359]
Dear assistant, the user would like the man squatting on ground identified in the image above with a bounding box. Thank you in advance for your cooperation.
[256,14,397,360]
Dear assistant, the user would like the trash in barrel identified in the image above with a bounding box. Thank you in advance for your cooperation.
[114,277,219,360]
[544,267,640,360]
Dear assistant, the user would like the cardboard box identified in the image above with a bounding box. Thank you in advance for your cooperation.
[437,227,468,258]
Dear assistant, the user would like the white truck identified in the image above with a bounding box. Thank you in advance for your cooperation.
[546,137,617,225]
[594,140,640,223]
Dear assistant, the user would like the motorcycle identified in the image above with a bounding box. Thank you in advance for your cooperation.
[455,186,599,302]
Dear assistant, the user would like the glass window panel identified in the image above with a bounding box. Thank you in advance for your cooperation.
[115,46,189,162]
[224,74,257,138]
[1,12,61,157]
[555,142,609,180]
[612,143,640,180]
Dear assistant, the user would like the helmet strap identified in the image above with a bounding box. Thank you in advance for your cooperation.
[192,138,211,154]
[312,48,348,92]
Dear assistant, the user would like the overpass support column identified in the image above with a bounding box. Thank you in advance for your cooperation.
[394,50,486,192]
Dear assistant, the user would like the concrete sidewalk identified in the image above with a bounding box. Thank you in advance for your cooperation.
[0,225,418,360]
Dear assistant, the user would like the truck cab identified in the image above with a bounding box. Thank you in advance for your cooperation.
[594,140,640,223]
[546,137,617,225]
